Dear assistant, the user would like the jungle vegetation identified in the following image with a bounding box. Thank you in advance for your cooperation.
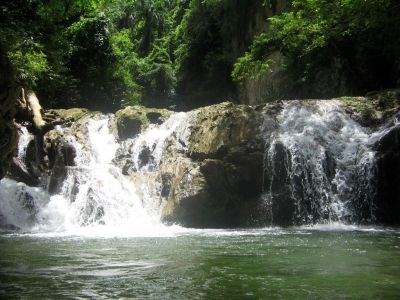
[1,0,399,111]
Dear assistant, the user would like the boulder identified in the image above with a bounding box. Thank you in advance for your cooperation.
[44,128,78,195]
[186,102,262,158]
[339,89,400,127]
[160,102,265,227]
[9,157,40,187]
[114,106,173,140]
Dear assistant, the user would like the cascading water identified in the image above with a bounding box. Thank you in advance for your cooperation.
[0,179,50,230]
[0,113,190,235]
[0,126,43,230]
[0,100,395,232]
[125,112,191,215]
[129,112,190,172]
[37,117,157,233]
[262,100,380,225]
[17,126,33,159]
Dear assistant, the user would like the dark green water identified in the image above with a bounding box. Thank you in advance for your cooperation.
[1,227,399,299]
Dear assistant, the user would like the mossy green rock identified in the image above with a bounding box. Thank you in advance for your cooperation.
[115,106,173,140]
[339,89,400,127]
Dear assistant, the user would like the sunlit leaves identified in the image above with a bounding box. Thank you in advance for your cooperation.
[232,0,399,89]
[8,49,48,87]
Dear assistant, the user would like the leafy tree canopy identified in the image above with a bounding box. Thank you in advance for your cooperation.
[1,0,399,111]
[233,0,400,95]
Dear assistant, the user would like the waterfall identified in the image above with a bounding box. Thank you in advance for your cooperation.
[17,126,33,159]
[0,101,394,231]
[37,118,155,232]
[262,100,380,225]
[129,112,190,172]
[0,113,189,235]
[0,178,50,231]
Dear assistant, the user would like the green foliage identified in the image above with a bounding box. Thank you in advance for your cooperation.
[7,44,49,88]
[110,29,143,106]
[0,0,106,107]
[0,1,45,87]
[232,33,275,81]
[108,0,179,107]
[0,0,268,109]
[233,0,400,93]
[2,0,398,110]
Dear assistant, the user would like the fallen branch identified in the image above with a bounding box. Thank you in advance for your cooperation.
[25,90,46,130]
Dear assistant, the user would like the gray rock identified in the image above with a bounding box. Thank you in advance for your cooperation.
[114,106,172,140]
[160,102,265,227]
[9,157,40,186]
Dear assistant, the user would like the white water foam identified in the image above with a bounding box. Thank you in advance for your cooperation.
[17,126,33,159]
[0,178,50,231]
[1,103,396,235]
[0,113,191,237]
[130,112,190,171]
[262,100,381,224]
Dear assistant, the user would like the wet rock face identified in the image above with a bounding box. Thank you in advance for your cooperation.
[5,98,266,228]
[374,124,400,224]
[44,110,106,194]
[7,108,99,189]
[0,50,17,179]
[160,102,265,228]
[262,141,294,226]
[9,157,40,187]
[117,117,142,141]
[61,142,77,167]
[137,146,153,169]
[46,135,78,195]
[9,97,399,229]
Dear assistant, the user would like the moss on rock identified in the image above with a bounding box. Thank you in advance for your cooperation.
[339,89,400,127]
[114,106,173,140]
[187,102,263,159]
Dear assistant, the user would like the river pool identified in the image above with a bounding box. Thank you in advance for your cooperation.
[0,226,399,299]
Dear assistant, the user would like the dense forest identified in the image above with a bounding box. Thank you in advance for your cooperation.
[1,0,399,111]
